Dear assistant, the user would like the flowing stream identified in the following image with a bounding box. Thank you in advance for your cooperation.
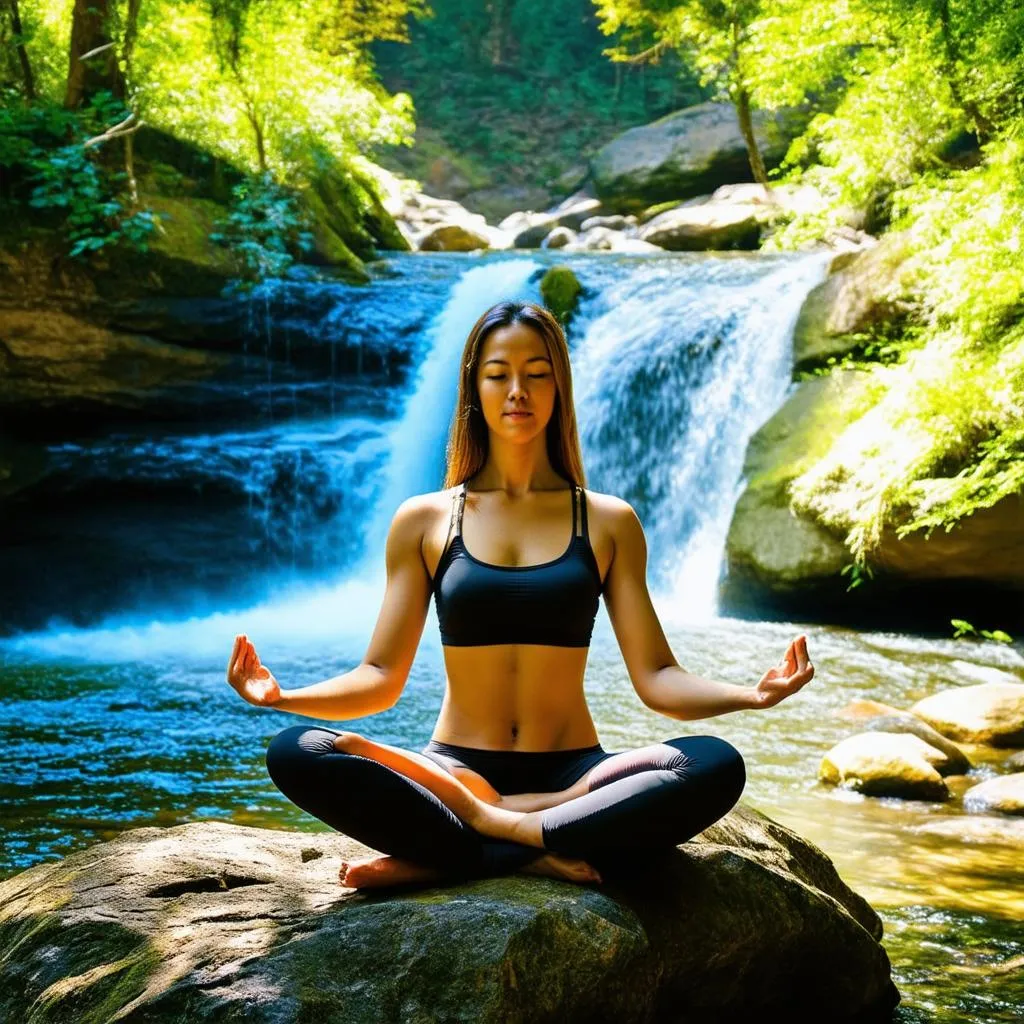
[1,250,1021,1023]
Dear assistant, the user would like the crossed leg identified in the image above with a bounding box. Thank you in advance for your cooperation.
[329,730,746,887]
[330,732,600,888]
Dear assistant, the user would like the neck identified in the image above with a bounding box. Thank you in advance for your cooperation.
[473,436,564,497]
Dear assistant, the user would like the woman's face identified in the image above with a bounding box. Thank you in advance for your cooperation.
[475,322,557,442]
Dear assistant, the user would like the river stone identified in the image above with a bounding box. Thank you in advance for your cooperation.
[819,732,951,800]
[791,231,916,372]
[835,700,904,721]
[1005,750,1024,771]
[962,773,1024,815]
[638,202,762,251]
[910,682,1024,747]
[861,713,972,774]
[590,101,808,209]
[0,814,897,1023]
[539,266,583,326]
[417,222,492,252]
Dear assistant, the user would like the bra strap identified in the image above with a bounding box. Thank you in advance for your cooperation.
[455,481,467,536]
[577,484,589,539]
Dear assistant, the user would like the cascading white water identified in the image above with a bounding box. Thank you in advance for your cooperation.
[2,249,831,660]
[360,258,543,561]
[570,251,833,621]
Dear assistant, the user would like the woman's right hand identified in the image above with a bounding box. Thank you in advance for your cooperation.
[227,633,281,707]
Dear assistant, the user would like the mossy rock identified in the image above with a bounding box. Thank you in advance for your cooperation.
[540,266,583,328]
[0,814,897,1022]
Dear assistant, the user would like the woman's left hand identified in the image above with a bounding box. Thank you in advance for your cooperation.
[753,635,814,709]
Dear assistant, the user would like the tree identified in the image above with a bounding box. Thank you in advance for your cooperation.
[4,0,36,99]
[64,0,124,109]
[593,0,778,193]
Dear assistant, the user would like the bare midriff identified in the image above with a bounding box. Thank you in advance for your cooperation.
[430,643,600,751]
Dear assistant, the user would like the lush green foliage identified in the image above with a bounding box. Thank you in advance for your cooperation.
[369,0,700,190]
[209,170,315,286]
[0,89,159,257]
[1,0,423,268]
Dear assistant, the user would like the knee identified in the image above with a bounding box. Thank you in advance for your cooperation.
[265,725,339,783]
[668,735,746,808]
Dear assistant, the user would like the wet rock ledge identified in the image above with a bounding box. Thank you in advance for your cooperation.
[0,811,898,1023]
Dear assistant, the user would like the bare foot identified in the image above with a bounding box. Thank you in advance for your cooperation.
[520,852,603,885]
[339,854,445,890]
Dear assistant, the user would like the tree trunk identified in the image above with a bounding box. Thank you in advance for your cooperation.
[487,0,512,67]
[935,0,995,142]
[734,84,771,187]
[730,21,776,203]
[6,0,36,100]
[64,0,125,109]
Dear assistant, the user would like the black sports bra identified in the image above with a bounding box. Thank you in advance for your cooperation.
[431,482,604,648]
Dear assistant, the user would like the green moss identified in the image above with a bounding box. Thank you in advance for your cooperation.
[0,912,161,1024]
[540,265,583,328]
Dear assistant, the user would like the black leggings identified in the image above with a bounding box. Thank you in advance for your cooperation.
[265,726,746,881]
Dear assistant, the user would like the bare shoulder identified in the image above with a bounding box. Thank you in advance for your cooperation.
[391,487,458,535]
[392,487,462,577]
[580,488,642,581]
[582,488,641,536]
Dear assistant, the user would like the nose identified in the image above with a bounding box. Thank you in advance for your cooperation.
[508,375,528,400]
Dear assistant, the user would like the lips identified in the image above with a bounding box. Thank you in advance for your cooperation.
[504,411,532,417]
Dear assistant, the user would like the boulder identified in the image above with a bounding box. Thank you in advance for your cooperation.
[542,226,577,249]
[791,231,920,373]
[819,732,952,800]
[418,223,492,252]
[963,773,1024,815]
[870,491,1024,589]
[461,185,554,224]
[910,682,1024,747]
[0,815,898,1023]
[638,201,763,251]
[861,713,972,774]
[590,101,810,210]
[1005,751,1024,771]
[721,370,875,612]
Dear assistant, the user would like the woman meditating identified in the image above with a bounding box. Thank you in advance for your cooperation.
[226,300,815,890]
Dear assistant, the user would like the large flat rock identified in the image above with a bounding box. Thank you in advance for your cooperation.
[0,810,897,1022]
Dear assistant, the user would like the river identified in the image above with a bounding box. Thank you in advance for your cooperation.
[1,249,1021,1022]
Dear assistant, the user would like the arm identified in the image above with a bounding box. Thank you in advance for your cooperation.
[231,495,433,721]
[602,499,813,721]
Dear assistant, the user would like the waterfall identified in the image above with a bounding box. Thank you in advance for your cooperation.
[571,252,832,619]
[1,249,831,658]
[359,258,543,562]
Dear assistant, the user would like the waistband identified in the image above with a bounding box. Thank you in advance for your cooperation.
[424,739,604,758]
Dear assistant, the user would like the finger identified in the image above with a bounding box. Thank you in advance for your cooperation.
[782,642,796,675]
[793,636,808,673]
[228,635,241,673]
[230,638,246,680]
[242,643,254,677]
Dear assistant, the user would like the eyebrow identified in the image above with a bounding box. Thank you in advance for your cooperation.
[482,356,552,366]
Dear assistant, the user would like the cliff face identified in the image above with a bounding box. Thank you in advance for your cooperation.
[722,239,1024,631]
[0,130,409,494]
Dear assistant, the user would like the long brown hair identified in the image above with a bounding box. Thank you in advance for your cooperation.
[441,300,587,490]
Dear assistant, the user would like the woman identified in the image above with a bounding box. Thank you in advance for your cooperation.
[226,300,815,890]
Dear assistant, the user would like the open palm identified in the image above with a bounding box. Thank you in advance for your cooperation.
[226,633,281,707]
[754,635,814,709]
